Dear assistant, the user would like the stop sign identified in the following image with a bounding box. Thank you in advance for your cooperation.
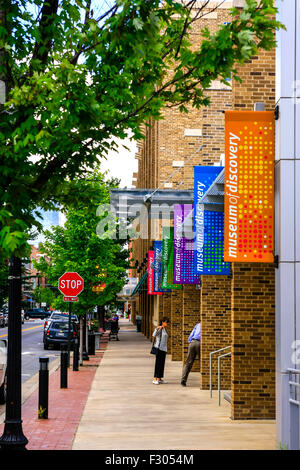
[58,272,84,297]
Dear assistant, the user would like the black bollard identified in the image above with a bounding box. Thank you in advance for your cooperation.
[82,314,89,361]
[88,332,95,356]
[73,337,79,371]
[60,343,68,388]
[38,357,49,419]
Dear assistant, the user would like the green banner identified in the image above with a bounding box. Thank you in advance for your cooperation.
[161,227,182,290]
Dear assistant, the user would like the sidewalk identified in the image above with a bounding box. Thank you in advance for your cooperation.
[72,319,276,450]
[0,334,109,450]
[0,320,276,450]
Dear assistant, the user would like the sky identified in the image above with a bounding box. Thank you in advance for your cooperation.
[101,137,138,188]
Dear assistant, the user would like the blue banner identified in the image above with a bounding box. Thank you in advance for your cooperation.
[194,166,229,275]
[196,206,230,275]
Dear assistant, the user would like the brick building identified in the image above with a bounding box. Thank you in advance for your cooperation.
[128,0,275,420]
[23,244,47,306]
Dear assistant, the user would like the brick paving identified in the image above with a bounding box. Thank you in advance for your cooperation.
[0,333,109,450]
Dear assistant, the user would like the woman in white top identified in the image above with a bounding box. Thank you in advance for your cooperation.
[152,316,170,385]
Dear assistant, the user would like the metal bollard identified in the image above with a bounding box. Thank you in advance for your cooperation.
[60,343,68,388]
[38,357,49,419]
[88,332,95,356]
[73,337,79,371]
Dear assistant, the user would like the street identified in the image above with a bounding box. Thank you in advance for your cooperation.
[0,319,60,384]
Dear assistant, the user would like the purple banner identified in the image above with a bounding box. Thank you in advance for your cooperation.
[173,204,199,284]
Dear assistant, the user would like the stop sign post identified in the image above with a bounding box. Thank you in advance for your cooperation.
[58,272,84,368]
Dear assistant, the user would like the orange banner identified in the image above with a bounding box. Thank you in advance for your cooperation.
[224,111,274,263]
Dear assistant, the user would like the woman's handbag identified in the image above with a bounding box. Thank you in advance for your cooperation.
[150,328,161,355]
[150,343,158,355]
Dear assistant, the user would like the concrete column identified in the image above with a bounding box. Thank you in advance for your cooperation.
[275,0,300,449]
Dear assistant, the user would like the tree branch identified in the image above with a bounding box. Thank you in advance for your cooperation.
[70,3,119,65]
[29,0,59,74]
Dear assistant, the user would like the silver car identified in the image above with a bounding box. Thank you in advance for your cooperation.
[43,311,79,333]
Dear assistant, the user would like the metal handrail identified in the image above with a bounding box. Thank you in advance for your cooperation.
[209,345,231,398]
[288,368,300,406]
[218,352,231,406]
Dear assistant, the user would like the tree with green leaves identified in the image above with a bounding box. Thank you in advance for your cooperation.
[35,172,128,355]
[0,0,283,256]
[32,286,56,308]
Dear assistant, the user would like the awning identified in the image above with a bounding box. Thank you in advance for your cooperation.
[130,271,148,297]
[110,189,194,220]
[199,168,225,206]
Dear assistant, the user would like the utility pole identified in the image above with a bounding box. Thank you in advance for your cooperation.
[0,3,28,450]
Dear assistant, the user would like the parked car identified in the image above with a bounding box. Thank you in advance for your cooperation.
[0,308,24,326]
[43,320,78,350]
[43,312,79,333]
[24,308,51,320]
[0,309,8,327]
[0,339,7,404]
[0,311,5,328]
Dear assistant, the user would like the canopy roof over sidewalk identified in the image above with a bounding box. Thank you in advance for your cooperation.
[110,170,224,224]
[109,189,194,220]
[199,168,225,206]
[130,271,148,297]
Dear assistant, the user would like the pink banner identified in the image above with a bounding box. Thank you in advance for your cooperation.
[148,250,162,295]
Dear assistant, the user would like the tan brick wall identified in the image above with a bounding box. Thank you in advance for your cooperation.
[232,50,276,112]
[182,285,201,373]
[200,275,232,390]
[229,47,276,419]
[162,293,172,354]
[231,263,275,419]
[171,290,183,361]
[131,7,276,422]
[130,301,137,325]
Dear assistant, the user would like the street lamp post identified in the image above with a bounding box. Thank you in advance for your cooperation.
[0,256,28,450]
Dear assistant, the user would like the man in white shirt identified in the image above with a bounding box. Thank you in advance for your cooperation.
[181,322,201,386]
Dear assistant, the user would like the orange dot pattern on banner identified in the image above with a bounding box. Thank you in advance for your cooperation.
[237,121,274,261]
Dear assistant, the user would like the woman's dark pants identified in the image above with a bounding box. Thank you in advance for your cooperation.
[154,349,166,378]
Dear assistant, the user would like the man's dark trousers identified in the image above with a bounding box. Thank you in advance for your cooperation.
[181,339,200,383]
